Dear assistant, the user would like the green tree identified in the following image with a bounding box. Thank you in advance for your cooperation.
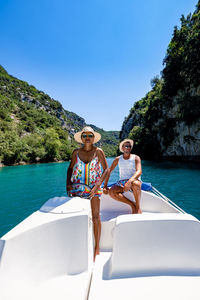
[43,128,62,161]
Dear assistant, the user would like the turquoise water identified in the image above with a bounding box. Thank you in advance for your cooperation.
[0,158,200,237]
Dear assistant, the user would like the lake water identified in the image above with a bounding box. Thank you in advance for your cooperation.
[0,158,200,237]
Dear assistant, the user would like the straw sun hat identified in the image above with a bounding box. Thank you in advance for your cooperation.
[119,139,134,153]
[74,126,101,144]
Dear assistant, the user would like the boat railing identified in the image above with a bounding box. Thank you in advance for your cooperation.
[151,185,186,214]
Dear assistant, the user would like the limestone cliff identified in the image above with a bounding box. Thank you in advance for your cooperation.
[120,2,200,161]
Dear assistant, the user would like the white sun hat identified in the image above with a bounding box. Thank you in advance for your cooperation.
[119,139,134,153]
[74,126,101,144]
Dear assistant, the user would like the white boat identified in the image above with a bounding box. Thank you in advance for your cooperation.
[0,184,200,300]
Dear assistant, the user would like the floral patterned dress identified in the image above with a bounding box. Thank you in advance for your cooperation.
[71,153,103,196]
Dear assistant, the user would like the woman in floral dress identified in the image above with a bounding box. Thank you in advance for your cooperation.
[66,126,108,260]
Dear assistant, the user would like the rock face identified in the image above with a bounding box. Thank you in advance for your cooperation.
[19,91,86,135]
[120,84,200,161]
[163,122,200,158]
[120,3,200,161]
[159,88,200,158]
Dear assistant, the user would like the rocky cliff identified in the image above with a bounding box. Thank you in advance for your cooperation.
[120,2,200,161]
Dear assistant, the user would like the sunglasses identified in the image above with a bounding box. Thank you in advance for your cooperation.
[81,134,94,138]
[124,145,132,149]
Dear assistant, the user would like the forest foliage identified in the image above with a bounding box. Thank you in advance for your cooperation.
[0,66,119,165]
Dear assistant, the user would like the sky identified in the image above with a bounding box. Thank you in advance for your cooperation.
[0,0,198,131]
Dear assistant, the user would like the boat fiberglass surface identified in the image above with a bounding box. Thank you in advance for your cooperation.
[0,186,200,300]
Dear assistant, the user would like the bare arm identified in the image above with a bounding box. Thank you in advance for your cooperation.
[90,148,108,197]
[96,148,108,185]
[129,155,142,182]
[66,149,78,192]
[104,156,120,188]
[124,155,142,192]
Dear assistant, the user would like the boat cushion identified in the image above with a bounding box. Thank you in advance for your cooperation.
[111,213,200,277]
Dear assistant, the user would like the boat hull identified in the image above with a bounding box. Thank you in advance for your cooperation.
[0,190,200,300]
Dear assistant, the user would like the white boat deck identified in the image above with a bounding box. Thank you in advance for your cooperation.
[0,272,91,300]
[0,191,200,300]
[91,212,200,300]
[89,253,200,300]
[0,197,93,300]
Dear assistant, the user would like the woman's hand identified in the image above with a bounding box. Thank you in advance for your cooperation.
[90,183,101,198]
[67,184,73,192]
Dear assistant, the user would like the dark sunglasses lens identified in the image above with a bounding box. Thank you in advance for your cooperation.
[81,134,94,138]
[125,145,131,148]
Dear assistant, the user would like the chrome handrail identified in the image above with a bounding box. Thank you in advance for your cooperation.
[152,186,186,214]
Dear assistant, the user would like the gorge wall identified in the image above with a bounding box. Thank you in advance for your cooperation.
[120,2,200,161]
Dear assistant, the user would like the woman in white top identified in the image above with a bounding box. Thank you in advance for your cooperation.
[104,139,142,213]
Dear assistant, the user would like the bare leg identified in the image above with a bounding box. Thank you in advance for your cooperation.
[131,180,142,213]
[109,185,136,213]
[90,196,101,261]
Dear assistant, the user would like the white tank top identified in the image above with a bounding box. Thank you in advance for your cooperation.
[118,154,140,180]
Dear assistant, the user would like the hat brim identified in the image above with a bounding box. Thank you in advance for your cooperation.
[74,131,101,144]
[119,139,134,152]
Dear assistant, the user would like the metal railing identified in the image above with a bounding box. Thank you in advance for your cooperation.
[151,186,186,214]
